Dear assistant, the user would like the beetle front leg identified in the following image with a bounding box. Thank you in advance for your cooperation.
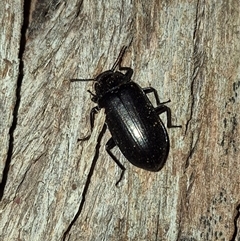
[155,105,182,128]
[119,67,133,81]
[112,46,133,81]
[106,138,126,186]
[78,106,100,141]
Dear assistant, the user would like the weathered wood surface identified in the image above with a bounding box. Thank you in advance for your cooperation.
[0,0,239,240]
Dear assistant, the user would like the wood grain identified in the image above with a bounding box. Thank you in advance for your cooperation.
[0,0,239,240]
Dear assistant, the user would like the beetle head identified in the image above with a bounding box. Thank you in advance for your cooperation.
[70,46,129,103]
[94,70,128,98]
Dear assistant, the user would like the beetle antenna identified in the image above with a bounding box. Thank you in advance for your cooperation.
[70,78,95,82]
[111,46,127,71]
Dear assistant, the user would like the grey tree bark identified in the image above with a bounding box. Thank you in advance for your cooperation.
[0,0,239,240]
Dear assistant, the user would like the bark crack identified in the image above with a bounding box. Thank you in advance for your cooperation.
[155,201,160,241]
[184,131,200,171]
[62,124,107,240]
[185,0,205,135]
[0,0,31,200]
[184,0,205,172]
[177,1,204,240]
[230,203,240,241]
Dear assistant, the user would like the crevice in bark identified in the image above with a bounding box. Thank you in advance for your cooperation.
[185,0,204,135]
[230,203,240,241]
[0,0,31,201]
[75,0,84,17]
[184,0,205,172]
[184,131,200,170]
[155,202,160,241]
[177,2,204,240]
[184,0,201,170]
[62,124,107,240]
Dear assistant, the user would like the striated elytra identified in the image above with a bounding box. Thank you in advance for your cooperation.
[71,46,181,184]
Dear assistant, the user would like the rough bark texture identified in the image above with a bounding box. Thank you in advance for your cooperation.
[0,0,240,240]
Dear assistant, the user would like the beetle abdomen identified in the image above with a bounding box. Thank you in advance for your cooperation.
[101,82,169,171]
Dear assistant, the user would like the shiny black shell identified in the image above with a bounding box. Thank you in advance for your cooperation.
[99,82,169,171]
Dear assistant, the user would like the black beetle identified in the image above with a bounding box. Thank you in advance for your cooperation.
[71,46,181,184]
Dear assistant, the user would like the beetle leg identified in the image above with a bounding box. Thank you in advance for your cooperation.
[78,106,100,141]
[111,46,133,80]
[106,138,126,186]
[143,87,161,105]
[119,67,133,81]
[155,105,182,128]
[90,106,100,130]
[143,87,172,106]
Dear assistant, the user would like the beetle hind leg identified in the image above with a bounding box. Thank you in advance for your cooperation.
[106,138,126,186]
[155,105,182,128]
